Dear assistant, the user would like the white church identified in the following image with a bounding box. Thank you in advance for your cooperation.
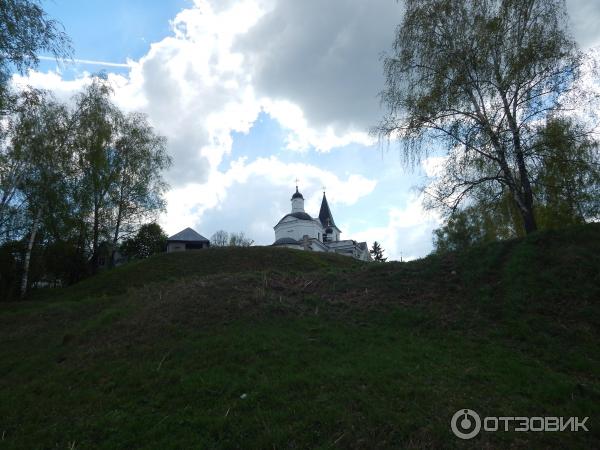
[272,186,372,261]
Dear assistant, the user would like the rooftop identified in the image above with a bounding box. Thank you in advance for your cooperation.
[318,192,338,229]
[167,227,209,242]
[275,211,314,226]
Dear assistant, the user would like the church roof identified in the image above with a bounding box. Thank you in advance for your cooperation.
[167,227,209,242]
[318,192,337,228]
[275,211,314,226]
[272,237,300,245]
[291,186,304,200]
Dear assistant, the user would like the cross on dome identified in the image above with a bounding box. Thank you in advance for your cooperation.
[291,183,304,200]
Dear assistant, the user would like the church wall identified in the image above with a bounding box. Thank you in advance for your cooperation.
[326,240,371,260]
[275,220,323,242]
[278,243,304,251]
[309,239,328,252]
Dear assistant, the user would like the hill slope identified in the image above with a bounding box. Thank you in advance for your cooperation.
[1,225,599,449]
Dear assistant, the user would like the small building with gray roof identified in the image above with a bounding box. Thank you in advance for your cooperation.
[167,227,210,252]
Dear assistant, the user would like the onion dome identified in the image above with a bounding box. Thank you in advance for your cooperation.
[291,186,304,200]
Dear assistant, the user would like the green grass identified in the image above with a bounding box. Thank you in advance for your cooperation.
[1,225,599,449]
[28,246,361,302]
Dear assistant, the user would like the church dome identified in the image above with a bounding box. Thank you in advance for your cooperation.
[289,212,312,220]
[291,186,304,200]
[275,211,314,227]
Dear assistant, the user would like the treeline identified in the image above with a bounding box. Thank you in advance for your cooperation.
[0,77,171,299]
[210,230,254,247]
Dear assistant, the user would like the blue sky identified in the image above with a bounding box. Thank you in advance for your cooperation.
[18,0,599,260]
[40,0,189,70]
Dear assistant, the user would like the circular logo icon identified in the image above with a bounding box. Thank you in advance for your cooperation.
[451,409,481,439]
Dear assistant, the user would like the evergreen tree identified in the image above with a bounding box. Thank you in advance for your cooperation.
[370,241,387,262]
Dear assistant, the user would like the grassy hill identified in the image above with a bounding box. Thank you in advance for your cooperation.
[1,225,599,449]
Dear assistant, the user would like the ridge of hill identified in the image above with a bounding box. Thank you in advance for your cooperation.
[47,245,362,300]
[1,224,599,449]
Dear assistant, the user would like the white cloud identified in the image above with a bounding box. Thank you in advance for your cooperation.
[421,156,447,178]
[236,0,401,147]
[348,194,442,261]
[566,0,600,49]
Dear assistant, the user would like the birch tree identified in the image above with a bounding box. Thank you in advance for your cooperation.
[8,89,71,297]
[109,112,170,264]
[375,0,593,234]
[71,77,121,272]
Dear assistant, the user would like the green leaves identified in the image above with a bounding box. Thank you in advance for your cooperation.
[121,223,168,260]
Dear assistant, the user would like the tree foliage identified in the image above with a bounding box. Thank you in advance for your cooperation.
[433,118,600,253]
[210,230,254,247]
[376,0,596,235]
[534,118,600,228]
[210,230,229,247]
[433,202,514,253]
[120,223,167,260]
[70,77,170,270]
[7,89,73,296]
[369,241,387,262]
[228,232,254,247]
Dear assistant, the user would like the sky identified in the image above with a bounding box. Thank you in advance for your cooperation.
[12,0,600,261]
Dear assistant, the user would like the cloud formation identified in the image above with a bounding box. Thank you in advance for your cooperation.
[566,0,600,49]
[237,0,401,140]
[348,194,442,261]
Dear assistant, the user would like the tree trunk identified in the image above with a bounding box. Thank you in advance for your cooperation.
[91,200,100,273]
[515,152,537,234]
[110,204,123,268]
[520,200,537,234]
[499,87,538,235]
[20,210,41,299]
[110,175,127,268]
